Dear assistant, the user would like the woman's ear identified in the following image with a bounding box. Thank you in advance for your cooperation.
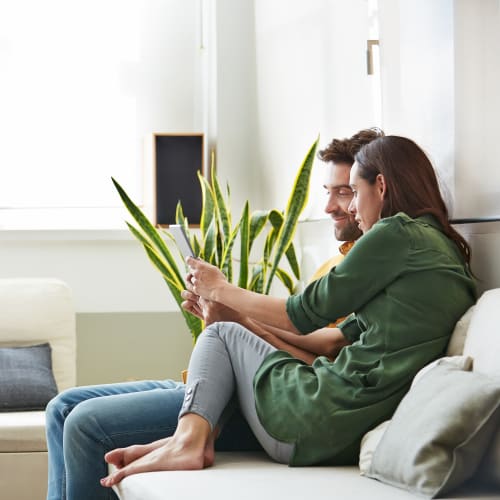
[376,173,386,200]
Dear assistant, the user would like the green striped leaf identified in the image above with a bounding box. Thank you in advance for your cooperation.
[238,201,250,289]
[113,177,185,287]
[264,138,318,294]
[211,162,231,244]
[249,210,269,252]
[285,242,300,280]
[198,172,215,239]
[275,268,295,295]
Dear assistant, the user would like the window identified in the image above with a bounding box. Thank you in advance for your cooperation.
[0,0,202,229]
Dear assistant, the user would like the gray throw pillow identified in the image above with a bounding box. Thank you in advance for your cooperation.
[0,343,58,411]
[365,361,500,498]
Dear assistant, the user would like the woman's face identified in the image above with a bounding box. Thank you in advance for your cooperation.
[348,162,385,233]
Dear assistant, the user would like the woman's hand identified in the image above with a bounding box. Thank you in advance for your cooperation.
[181,290,245,326]
[185,257,228,302]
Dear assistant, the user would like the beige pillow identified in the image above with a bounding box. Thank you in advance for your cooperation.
[359,356,473,475]
[359,420,390,475]
[410,355,472,388]
[362,361,500,498]
[475,427,500,487]
[463,288,500,376]
[446,305,475,356]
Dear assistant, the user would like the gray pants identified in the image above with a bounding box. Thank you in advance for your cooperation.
[179,321,294,464]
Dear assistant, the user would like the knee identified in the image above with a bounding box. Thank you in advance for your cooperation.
[205,321,245,339]
[63,398,103,447]
[45,387,80,423]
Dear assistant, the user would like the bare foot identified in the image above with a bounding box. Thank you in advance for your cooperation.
[100,414,212,487]
[204,431,217,467]
[105,437,170,469]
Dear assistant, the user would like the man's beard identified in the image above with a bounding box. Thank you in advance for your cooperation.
[335,219,362,242]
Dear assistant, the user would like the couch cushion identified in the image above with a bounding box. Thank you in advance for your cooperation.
[111,452,421,500]
[0,343,58,411]
[110,451,500,500]
[0,411,47,452]
[446,305,475,356]
[463,288,500,376]
[0,278,76,392]
[363,361,500,498]
[475,427,500,488]
[359,355,473,475]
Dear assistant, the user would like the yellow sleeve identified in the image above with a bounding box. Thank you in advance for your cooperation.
[308,254,346,328]
[309,255,344,283]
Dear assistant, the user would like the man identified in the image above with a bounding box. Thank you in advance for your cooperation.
[310,127,384,280]
[184,127,385,361]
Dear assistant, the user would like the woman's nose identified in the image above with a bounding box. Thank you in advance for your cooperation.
[347,197,356,214]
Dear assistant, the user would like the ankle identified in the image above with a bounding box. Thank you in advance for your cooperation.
[175,413,212,449]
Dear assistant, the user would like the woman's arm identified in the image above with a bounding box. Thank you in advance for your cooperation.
[181,290,350,364]
[186,257,299,333]
[247,321,350,360]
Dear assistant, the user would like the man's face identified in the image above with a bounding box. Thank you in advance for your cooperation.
[323,162,362,242]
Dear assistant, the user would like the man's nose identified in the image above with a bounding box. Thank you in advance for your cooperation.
[324,194,338,214]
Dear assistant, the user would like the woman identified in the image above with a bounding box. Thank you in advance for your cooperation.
[45,129,380,500]
[100,136,476,486]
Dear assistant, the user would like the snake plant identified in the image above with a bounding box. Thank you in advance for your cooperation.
[112,137,318,342]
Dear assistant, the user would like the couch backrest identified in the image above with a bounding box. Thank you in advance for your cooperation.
[0,278,76,391]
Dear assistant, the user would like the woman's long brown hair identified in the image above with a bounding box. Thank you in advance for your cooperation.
[355,136,471,265]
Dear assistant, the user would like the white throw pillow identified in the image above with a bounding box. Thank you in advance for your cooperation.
[359,420,390,475]
[360,356,473,475]
[411,355,472,388]
[361,361,500,498]
[463,288,500,376]
[446,305,475,356]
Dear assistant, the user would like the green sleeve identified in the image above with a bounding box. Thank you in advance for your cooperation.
[286,214,410,333]
[337,314,362,343]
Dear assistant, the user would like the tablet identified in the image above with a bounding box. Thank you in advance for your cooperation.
[169,224,196,258]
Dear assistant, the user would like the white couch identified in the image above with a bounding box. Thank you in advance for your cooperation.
[112,289,500,500]
[0,278,76,500]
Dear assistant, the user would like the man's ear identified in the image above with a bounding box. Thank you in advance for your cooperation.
[376,174,387,200]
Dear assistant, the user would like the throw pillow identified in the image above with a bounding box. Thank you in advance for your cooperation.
[0,343,58,411]
[364,361,500,498]
[410,355,472,388]
[445,305,475,356]
[463,289,500,376]
[474,427,500,488]
[359,420,390,475]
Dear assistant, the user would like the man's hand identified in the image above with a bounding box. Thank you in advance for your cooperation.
[186,257,228,302]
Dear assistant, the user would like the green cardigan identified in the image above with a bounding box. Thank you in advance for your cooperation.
[253,213,477,466]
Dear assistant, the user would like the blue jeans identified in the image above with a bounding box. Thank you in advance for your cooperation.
[46,378,261,500]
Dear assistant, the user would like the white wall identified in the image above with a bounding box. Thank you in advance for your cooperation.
[2,0,500,318]
[253,0,376,221]
[454,0,500,218]
[378,0,456,211]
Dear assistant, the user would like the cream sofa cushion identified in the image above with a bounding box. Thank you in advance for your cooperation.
[463,288,500,376]
[0,278,76,391]
[363,361,500,498]
[446,305,475,356]
[0,411,46,452]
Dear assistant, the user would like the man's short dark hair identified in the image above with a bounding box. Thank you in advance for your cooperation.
[318,127,385,166]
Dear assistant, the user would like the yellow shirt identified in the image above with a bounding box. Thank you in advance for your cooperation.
[309,241,355,328]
